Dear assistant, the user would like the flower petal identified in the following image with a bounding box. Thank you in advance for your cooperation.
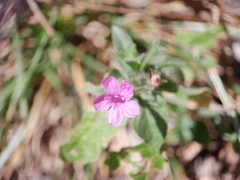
[119,80,134,100]
[102,76,120,95]
[106,105,124,127]
[121,100,140,118]
[93,94,111,112]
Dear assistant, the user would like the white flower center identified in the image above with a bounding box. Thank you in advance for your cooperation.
[113,95,125,103]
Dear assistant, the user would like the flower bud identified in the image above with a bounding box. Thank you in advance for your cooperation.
[151,74,161,87]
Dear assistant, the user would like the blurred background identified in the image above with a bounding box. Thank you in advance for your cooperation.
[1,0,240,179]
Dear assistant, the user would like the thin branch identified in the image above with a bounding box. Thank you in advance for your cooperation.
[26,0,55,36]
[74,2,209,23]
[71,60,92,112]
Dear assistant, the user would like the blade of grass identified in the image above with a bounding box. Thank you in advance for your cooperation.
[0,124,25,168]
[208,68,240,139]
[12,25,28,120]
[0,80,15,114]
[29,9,57,70]
[25,80,51,143]
[71,60,92,112]
[11,10,58,105]
[66,43,109,74]
[26,0,55,36]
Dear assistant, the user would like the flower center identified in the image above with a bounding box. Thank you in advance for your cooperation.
[112,95,125,103]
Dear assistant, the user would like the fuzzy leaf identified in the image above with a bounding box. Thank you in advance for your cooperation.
[132,94,168,153]
[61,111,124,163]
[111,26,137,59]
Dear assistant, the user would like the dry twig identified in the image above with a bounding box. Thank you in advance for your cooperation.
[26,0,55,36]
[71,60,92,112]
[74,1,208,22]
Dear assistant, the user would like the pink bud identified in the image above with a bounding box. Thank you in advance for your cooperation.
[151,74,161,87]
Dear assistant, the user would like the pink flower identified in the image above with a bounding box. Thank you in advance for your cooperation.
[93,76,140,127]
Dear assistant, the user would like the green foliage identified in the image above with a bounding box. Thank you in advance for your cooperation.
[151,154,165,169]
[43,69,63,90]
[3,7,239,179]
[81,54,109,73]
[61,112,125,163]
[112,26,137,59]
[193,121,210,147]
[130,173,147,180]
[131,143,152,158]
[140,41,159,71]
[179,86,209,96]
[133,94,168,154]
[176,115,195,143]
[105,152,122,170]
[82,83,105,96]
[0,81,15,114]
[169,157,186,179]
[176,25,224,53]
[105,144,165,178]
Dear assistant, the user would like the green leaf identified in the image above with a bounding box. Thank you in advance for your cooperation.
[108,69,122,79]
[130,173,147,180]
[65,43,108,73]
[232,84,240,95]
[131,143,152,158]
[127,61,140,71]
[165,45,204,71]
[11,71,33,103]
[176,31,215,51]
[197,108,225,118]
[61,111,124,163]
[193,121,210,147]
[43,69,63,90]
[169,157,187,179]
[176,115,195,143]
[158,81,179,93]
[161,66,184,85]
[112,57,132,79]
[82,55,108,73]
[132,94,168,153]
[151,154,165,169]
[140,41,159,71]
[199,58,217,69]
[164,94,187,107]
[165,129,181,145]
[105,152,121,171]
[111,26,137,59]
[0,81,15,114]
[152,56,186,68]
[105,150,128,171]
[223,133,237,142]
[82,83,105,96]
[158,66,184,92]
[179,86,209,96]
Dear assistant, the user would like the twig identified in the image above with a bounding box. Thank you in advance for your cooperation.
[216,0,240,17]
[24,80,51,143]
[73,2,208,23]
[26,0,55,36]
[75,2,137,14]
[209,104,240,112]
[71,60,92,112]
